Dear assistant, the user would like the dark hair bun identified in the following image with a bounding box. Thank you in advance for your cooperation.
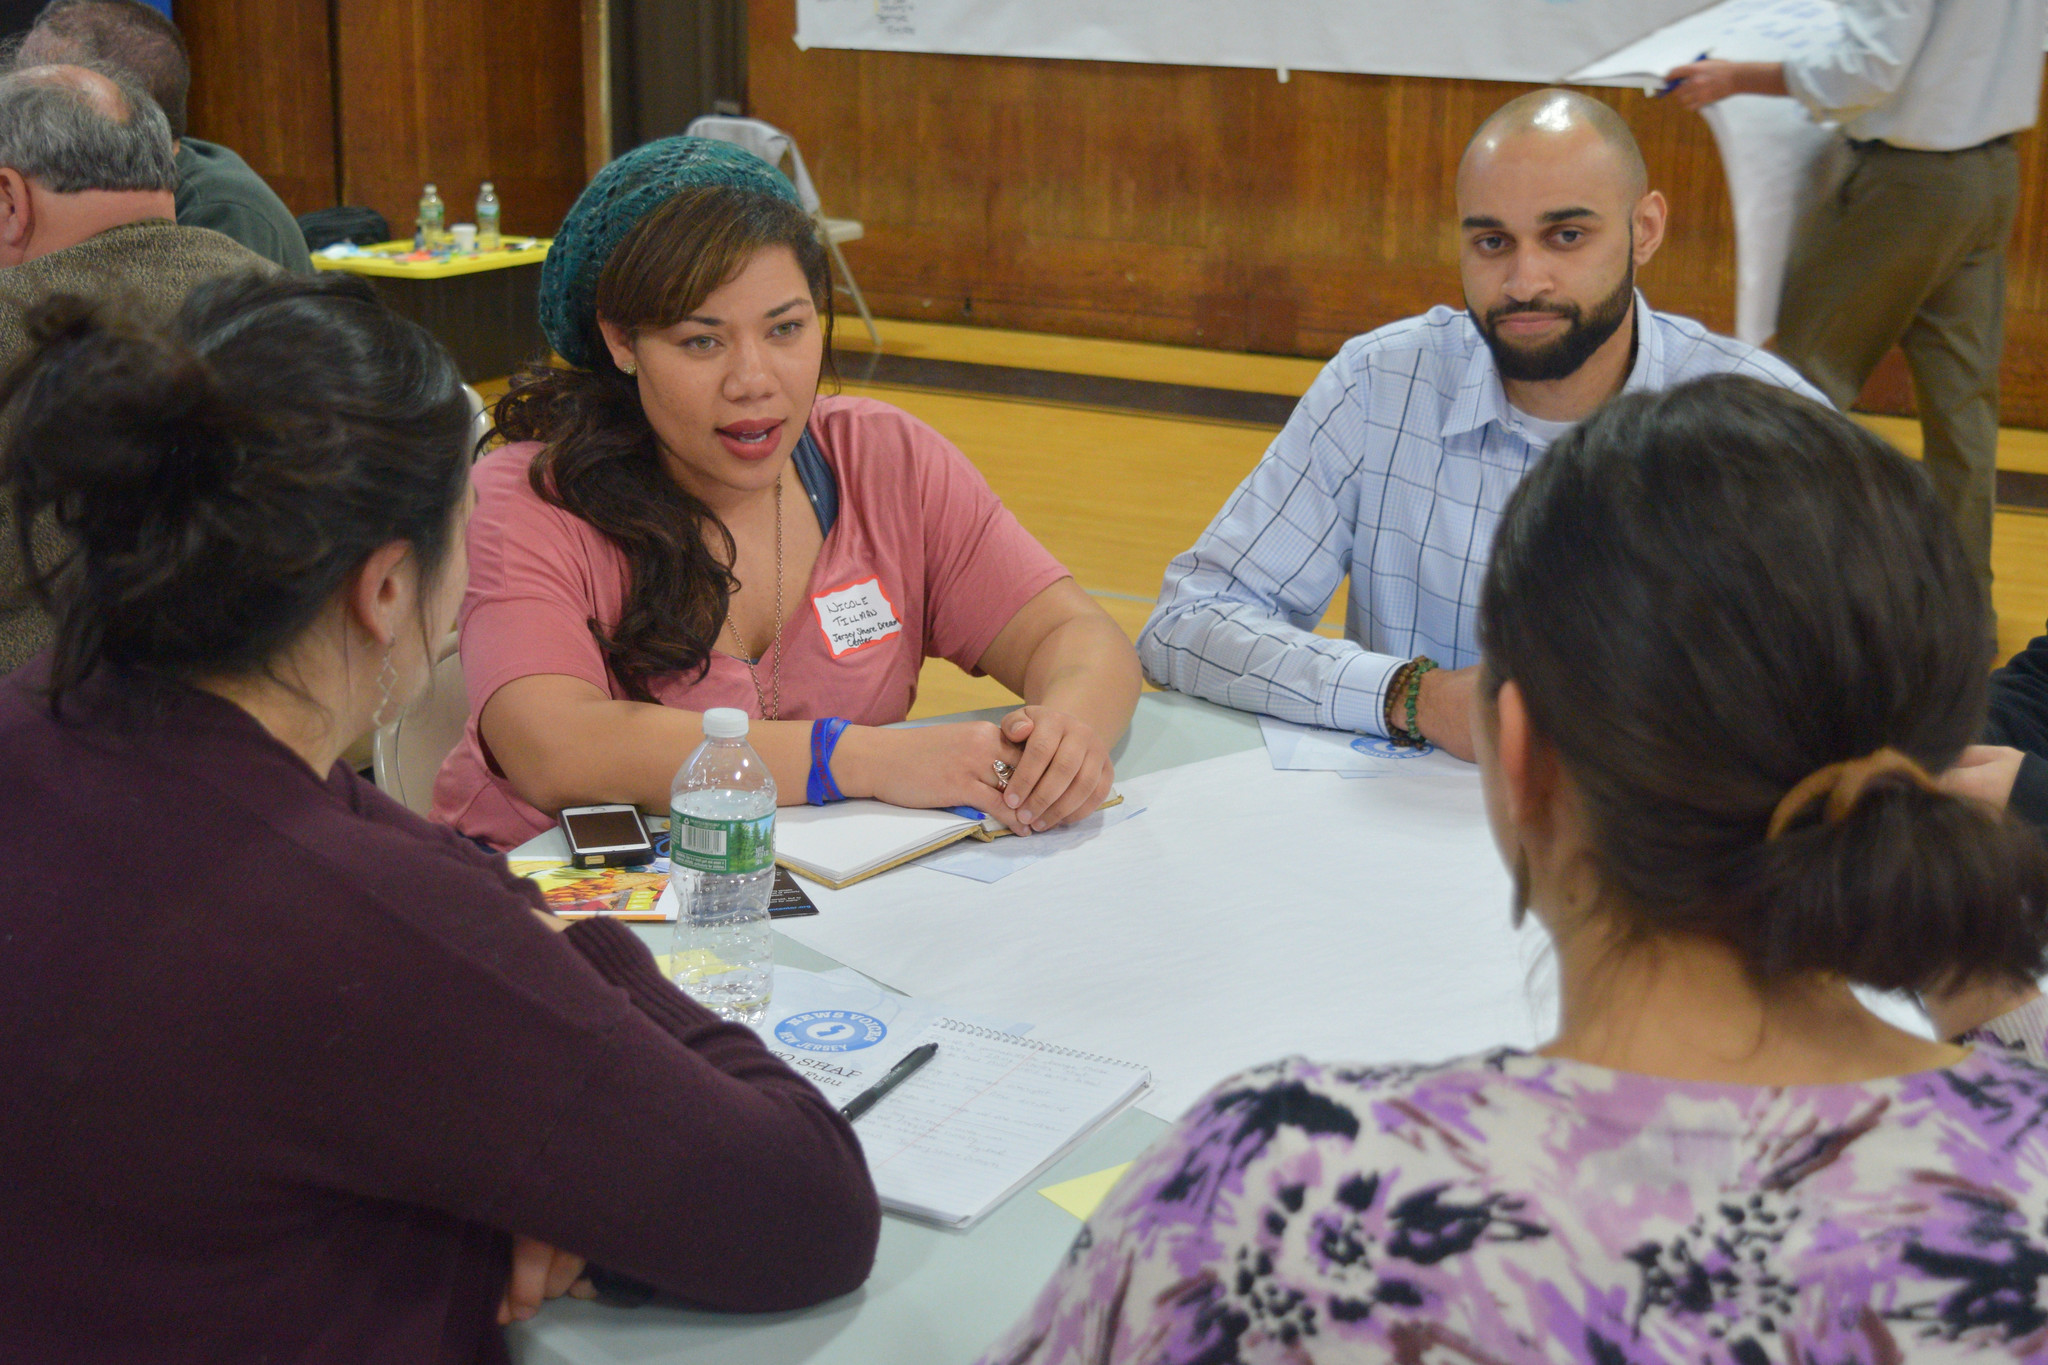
[1,273,471,704]
[8,295,250,549]
[1753,776,2048,993]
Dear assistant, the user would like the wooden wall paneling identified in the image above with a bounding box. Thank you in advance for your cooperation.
[329,0,422,233]
[333,0,588,242]
[180,0,337,215]
[2012,127,2048,315]
[751,0,2048,426]
[610,0,749,149]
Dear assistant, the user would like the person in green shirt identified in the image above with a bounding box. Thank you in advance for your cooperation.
[14,0,314,274]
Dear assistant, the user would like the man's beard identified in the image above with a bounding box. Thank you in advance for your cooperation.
[1473,260,1635,384]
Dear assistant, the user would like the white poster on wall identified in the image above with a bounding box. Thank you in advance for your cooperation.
[795,0,1718,85]
[1568,0,1848,342]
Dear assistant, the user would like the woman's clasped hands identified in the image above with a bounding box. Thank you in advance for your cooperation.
[992,706,1115,833]
[835,708,1114,835]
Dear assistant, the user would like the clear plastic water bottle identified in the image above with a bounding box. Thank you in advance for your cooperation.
[669,708,776,1023]
[475,181,501,251]
[415,183,444,250]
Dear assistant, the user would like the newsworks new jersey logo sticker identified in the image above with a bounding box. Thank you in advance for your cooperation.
[776,1010,888,1053]
[1352,736,1434,760]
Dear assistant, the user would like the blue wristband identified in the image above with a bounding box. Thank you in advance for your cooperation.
[808,717,850,805]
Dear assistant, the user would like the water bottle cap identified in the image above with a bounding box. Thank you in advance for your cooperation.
[423,183,436,192]
[480,181,494,191]
[702,707,748,739]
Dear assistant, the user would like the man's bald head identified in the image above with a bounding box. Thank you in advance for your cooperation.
[20,61,127,118]
[0,60,175,194]
[1459,88,1649,205]
[1453,89,1669,395]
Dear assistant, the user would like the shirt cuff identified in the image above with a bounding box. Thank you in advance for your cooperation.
[1330,650,1411,737]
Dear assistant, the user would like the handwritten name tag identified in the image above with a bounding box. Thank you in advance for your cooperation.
[812,577,904,658]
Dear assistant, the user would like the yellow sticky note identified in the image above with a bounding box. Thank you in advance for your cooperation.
[654,951,731,981]
[1038,1163,1132,1221]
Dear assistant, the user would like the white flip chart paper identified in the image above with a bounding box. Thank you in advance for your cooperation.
[1569,0,1849,342]
[780,748,1549,1122]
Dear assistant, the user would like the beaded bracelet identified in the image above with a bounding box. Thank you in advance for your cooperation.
[1388,656,1438,747]
[807,717,850,805]
[1382,660,1416,737]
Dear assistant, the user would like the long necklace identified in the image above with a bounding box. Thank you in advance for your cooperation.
[723,473,784,720]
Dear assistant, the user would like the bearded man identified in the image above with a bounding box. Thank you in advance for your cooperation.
[1138,88,1824,758]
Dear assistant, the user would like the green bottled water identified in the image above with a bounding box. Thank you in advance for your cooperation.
[414,182,444,250]
[669,708,776,1023]
[475,181,500,251]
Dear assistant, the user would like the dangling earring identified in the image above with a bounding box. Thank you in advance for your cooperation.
[1509,849,1532,929]
[371,649,400,729]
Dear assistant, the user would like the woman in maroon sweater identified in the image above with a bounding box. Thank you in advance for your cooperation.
[0,275,879,1362]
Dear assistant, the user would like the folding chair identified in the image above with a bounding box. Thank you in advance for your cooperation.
[685,114,881,348]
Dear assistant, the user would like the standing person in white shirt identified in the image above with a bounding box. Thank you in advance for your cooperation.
[1138,88,1822,760]
[1669,0,2045,605]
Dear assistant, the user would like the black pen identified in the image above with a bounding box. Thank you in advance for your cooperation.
[839,1042,938,1122]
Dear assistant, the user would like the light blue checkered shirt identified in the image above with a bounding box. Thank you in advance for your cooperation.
[1138,296,1827,737]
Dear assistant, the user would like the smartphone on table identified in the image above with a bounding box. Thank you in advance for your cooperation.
[558,804,656,869]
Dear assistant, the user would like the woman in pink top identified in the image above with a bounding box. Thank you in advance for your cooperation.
[433,139,1140,849]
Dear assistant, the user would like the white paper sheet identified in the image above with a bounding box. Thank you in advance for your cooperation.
[1259,715,1477,778]
[795,0,1713,85]
[1568,0,1844,84]
[751,968,958,1100]
[748,967,1027,1105]
[1701,96,1844,343]
[779,748,1550,1122]
[750,967,1144,1227]
[918,805,1148,883]
[1568,0,1848,343]
[853,1019,1149,1227]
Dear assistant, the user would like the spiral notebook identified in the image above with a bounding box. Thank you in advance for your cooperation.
[856,1018,1151,1228]
[753,968,1150,1228]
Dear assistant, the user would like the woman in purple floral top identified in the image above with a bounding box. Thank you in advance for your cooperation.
[984,376,2048,1364]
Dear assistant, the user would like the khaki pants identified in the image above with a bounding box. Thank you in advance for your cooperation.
[1776,136,2020,595]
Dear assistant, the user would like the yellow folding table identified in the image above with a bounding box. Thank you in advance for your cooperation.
[314,238,553,382]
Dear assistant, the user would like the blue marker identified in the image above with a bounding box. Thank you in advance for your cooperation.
[1654,51,1712,98]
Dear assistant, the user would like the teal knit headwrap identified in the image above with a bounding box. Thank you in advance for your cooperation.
[539,136,803,371]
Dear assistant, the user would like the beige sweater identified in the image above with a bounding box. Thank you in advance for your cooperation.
[0,219,275,675]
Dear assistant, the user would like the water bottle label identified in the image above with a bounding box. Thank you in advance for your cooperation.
[670,811,774,875]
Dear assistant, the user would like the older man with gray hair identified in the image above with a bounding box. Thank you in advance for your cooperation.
[14,0,315,273]
[0,61,272,671]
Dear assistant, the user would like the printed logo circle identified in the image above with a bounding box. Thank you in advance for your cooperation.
[1352,736,1434,759]
[775,1010,888,1053]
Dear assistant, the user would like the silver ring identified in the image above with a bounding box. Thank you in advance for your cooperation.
[991,760,1014,789]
